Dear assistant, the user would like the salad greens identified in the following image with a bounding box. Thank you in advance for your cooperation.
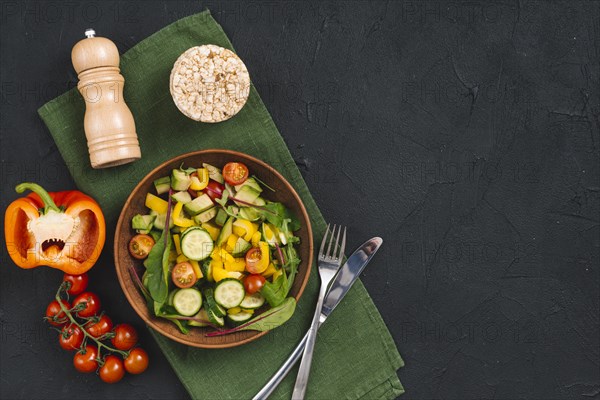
[128,161,303,335]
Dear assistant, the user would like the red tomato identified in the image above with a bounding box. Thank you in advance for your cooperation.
[73,345,98,373]
[111,323,139,351]
[223,162,249,185]
[245,248,263,274]
[204,180,225,200]
[45,299,71,326]
[129,234,155,260]
[85,314,113,338]
[124,348,149,374]
[72,292,101,318]
[63,273,88,296]
[171,262,198,289]
[243,274,266,294]
[59,325,84,351]
[99,355,125,383]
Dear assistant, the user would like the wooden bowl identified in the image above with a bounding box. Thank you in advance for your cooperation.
[114,149,313,348]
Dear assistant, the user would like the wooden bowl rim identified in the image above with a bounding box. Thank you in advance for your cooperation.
[114,149,313,348]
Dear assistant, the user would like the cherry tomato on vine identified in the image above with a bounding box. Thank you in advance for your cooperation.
[204,180,225,200]
[124,348,149,374]
[59,325,84,351]
[45,299,71,326]
[111,323,139,351]
[73,345,98,373]
[243,274,266,294]
[223,162,249,185]
[171,262,198,289]
[85,314,113,338]
[72,292,101,318]
[245,248,263,274]
[63,273,88,296]
[128,234,155,260]
[99,355,125,383]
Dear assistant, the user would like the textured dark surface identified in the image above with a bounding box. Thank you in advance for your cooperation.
[1,1,599,399]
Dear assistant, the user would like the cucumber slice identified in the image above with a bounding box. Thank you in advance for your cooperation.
[152,212,174,230]
[172,191,192,204]
[201,260,213,283]
[181,227,214,261]
[239,207,260,221]
[154,176,170,195]
[207,308,225,327]
[173,288,202,316]
[254,197,266,206]
[227,311,253,325]
[234,185,261,206]
[215,208,228,226]
[234,177,262,193]
[167,289,178,306]
[188,308,210,327]
[184,194,214,216]
[204,289,225,317]
[171,169,191,191]
[214,279,245,309]
[216,217,234,247]
[202,163,224,184]
[132,214,156,234]
[240,292,266,309]
[193,207,217,224]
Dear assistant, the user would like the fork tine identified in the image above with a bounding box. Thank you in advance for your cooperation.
[326,224,337,259]
[332,224,341,260]
[337,227,347,263]
[319,223,330,258]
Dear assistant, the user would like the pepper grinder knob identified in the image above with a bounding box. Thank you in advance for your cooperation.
[71,29,141,169]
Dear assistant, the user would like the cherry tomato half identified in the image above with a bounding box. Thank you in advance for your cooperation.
[223,162,249,186]
[124,347,149,374]
[72,292,101,318]
[59,325,84,351]
[129,234,155,260]
[171,262,198,289]
[85,314,113,338]
[111,323,139,351]
[45,299,71,326]
[243,274,266,294]
[99,355,125,384]
[73,345,98,373]
[245,248,263,274]
[63,273,89,296]
[204,180,225,200]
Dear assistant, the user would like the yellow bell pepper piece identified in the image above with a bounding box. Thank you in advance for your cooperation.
[251,231,262,247]
[240,308,255,314]
[228,307,242,315]
[190,260,203,279]
[262,262,277,277]
[145,193,168,214]
[233,219,258,241]
[272,268,283,281]
[173,201,194,228]
[225,234,239,253]
[176,254,189,263]
[224,257,246,272]
[212,265,230,282]
[210,258,224,270]
[173,234,182,255]
[201,222,221,241]
[189,168,209,190]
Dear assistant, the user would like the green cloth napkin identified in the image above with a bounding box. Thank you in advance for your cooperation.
[38,10,404,400]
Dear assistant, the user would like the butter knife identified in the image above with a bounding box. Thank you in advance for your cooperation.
[252,237,383,400]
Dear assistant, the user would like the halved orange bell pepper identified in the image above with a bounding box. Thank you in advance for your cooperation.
[4,182,106,275]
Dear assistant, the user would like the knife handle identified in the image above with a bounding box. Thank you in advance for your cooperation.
[252,332,309,400]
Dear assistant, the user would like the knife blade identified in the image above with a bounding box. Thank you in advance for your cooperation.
[252,237,383,400]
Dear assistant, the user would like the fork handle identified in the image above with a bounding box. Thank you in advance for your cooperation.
[252,332,309,400]
[291,285,327,400]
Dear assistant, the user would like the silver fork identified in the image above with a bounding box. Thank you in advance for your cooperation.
[292,224,346,400]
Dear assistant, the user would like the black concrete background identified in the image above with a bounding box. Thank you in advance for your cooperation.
[1,1,599,399]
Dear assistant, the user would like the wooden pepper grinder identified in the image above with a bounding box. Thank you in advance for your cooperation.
[71,29,141,169]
